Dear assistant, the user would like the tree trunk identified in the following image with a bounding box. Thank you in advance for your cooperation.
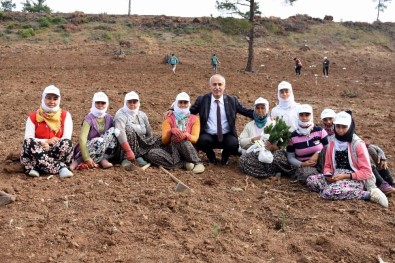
[245,0,255,72]
[376,0,380,21]
[128,0,131,16]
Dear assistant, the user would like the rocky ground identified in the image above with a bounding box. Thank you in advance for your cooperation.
[0,37,394,262]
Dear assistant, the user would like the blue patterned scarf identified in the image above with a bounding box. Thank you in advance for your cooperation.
[253,111,268,128]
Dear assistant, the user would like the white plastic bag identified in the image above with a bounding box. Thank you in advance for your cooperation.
[258,148,274,163]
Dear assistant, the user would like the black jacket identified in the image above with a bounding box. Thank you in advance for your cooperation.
[190,93,253,137]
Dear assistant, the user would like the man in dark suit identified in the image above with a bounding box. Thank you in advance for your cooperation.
[190,74,253,165]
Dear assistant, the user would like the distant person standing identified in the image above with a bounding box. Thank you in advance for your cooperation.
[168,54,179,74]
[293,57,302,75]
[211,54,220,73]
[323,57,330,77]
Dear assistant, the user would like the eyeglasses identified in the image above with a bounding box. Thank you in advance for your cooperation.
[127,100,139,104]
[178,101,189,105]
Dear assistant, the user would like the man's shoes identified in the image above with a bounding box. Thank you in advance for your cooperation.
[379,182,395,196]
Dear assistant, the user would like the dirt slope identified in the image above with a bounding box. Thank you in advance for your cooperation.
[0,35,394,262]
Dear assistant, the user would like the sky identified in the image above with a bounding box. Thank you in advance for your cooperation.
[14,0,395,23]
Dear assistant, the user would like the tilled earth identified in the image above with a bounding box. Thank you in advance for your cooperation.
[0,41,394,263]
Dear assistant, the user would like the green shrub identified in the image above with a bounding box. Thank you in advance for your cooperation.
[218,17,251,35]
[126,22,133,28]
[52,16,66,25]
[38,16,52,28]
[0,11,3,19]
[18,28,35,38]
[6,22,17,29]
[264,21,279,34]
[102,31,112,40]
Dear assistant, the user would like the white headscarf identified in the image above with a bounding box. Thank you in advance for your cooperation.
[296,104,314,136]
[90,92,109,118]
[277,81,297,109]
[173,92,190,116]
[122,91,140,117]
[41,85,61,113]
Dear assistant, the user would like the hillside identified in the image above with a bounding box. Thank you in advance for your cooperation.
[0,12,395,262]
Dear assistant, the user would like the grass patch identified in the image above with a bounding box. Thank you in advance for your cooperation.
[341,89,358,98]
[38,16,52,28]
[217,17,251,35]
[18,28,35,38]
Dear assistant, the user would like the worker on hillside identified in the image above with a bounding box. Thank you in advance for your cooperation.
[168,54,179,74]
[211,54,220,73]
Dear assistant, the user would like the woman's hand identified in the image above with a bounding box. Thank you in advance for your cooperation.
[84,159,98,169]
[326,173,350,183]
[40,141,50,151]
[380,160,388,170]
[47,137,60,145]
[163,110,173,120]
[301,159,316,167]
[265,141,279,152]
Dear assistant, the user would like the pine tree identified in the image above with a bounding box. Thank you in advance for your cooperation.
[263,118,291,147]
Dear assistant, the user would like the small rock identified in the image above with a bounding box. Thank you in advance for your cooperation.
[231,187,244,192]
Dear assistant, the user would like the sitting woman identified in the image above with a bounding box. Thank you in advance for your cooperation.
[114,91,160,168]
[71,92,119,170]
[319,108,395,195]
[20,85,74,178]
[287,104,328,183]
[146,92,205,173]
[306,111,388,208]
[271,81,300,132]
[239,97,295,178]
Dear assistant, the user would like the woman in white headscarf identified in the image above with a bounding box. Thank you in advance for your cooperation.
[20,85,74,178]
[71,92,119,170]
[114,91,161,168]
[307,111,388,208]
[287,104,328,183]
[239,97,294,178]
[271,81,300,132]
[146,92,205,173]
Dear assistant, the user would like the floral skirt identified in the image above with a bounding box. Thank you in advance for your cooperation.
[74,127,118,163]
[239,150,295,179]
[20,138,73,174]
[146,140,201,170]
[306,169,369,200]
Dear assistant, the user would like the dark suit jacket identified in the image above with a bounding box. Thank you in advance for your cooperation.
[190,93,253,137]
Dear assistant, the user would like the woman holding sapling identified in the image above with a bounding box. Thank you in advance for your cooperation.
[239,97,294,178]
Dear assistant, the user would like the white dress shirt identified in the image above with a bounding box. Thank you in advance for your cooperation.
[205,95,230,135]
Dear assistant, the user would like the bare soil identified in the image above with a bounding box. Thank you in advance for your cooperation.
[0,40,394,263]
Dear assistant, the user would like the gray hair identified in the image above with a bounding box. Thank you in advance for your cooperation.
[209,74,226,86]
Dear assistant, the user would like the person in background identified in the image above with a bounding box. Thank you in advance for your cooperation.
[168,54,179,74]
[114,91,161,169]
[70,92,119,170]
[306,111,388,208]
[323,56,330,77]
[190,74,254,165]
[287,104,328,183]
[20,85,74,178]
[211,54,220,74]
[293,57,302,75]
[147,92,205,173]
[271,81,300,132]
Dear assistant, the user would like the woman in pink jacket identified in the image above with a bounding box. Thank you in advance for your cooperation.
[306,111,388,208]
